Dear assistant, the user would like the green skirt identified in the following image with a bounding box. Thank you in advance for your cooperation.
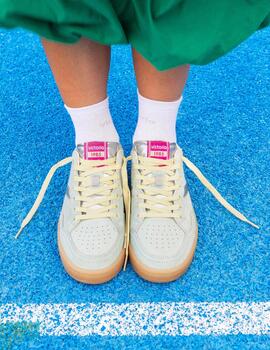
[0,0,269,70]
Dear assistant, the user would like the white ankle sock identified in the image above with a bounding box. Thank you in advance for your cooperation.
[65,97,119,145]
[133,91,182,143]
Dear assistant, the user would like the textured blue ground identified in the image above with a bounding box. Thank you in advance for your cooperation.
[0,27,269,349]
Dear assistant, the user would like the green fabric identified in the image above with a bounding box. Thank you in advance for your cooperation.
[0,0,269,70]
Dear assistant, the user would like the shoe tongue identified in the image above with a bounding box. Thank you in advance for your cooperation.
[135,140,176,159]
[77,141,118,160]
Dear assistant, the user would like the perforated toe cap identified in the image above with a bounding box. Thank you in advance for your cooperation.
[136,218,185,260]
[71,218,119,256]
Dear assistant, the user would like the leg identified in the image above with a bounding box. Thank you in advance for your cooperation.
[130,49,197,283]
[39,38,125,283]
[42,37,110,107]
[132,49,189,142]
[132,49,189,101]
[42,38,119,144]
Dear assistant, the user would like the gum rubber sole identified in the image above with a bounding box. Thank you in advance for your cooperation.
[129,228,198,283]
[58,224,125,284]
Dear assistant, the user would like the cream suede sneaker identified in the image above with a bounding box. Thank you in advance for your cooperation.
[58,141,130,284]
[129,141,198,282]
[16,141,130,284]
[129,140,258,283]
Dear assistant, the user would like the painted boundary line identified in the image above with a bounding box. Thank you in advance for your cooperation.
[0,302,269,336]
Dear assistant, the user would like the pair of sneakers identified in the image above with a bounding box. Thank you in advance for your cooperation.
[16,140,258,284]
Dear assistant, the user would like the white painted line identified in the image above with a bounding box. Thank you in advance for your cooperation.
[0,302,269,336]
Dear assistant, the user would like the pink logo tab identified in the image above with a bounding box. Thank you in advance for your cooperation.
[147,141,170,160]
[83,141,108,160]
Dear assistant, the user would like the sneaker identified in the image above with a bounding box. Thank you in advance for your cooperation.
[16,141,130,284]
[129,140,258,283]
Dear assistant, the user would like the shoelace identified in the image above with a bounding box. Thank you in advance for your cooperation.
[15,155,131,269]
[15,152,258,273]
[131,154,259,229]
[74,157,122,220]
[134,156,182,218]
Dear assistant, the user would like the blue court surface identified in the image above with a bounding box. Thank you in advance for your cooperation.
[0,27,269,349]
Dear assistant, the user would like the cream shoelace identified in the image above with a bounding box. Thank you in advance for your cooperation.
[74,157,122,220]
[134,156,182,218]
[15,155,131,269]
[15,151,258,272]
[133,154,259,229]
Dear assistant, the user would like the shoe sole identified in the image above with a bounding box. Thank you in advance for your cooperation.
[129,227,198,283]
[57,223,125,284]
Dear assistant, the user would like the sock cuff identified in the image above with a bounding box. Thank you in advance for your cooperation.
[64,96,109,114]
[137,89,183,108]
